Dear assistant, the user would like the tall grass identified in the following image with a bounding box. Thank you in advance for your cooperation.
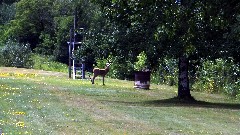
[30,54,68,73]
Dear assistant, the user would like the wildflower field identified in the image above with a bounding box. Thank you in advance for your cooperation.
[0,67,239,135]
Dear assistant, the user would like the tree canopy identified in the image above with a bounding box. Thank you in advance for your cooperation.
[93,0,240,60]
[1,0,239,62]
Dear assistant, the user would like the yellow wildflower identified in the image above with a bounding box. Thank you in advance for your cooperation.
[16,121,25,128]
[14,112,26,115]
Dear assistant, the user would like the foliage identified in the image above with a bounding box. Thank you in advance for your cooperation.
[108,59,134,80]
[1,0,240,62]
[0,40,32,68]
[223,80,240,98]
[134,51,147,71]
[0,2,16,24]
[227,14,240,62]
[0,2,16,44]
[192,58,240,97]
[95,55,134,80]
[35,33,55,55]
[1,0,94,63]
[4,0,55,49]
[30,54,68,73]
[52,16,73,63]
[92,0,240,99]
[151,58,178,86]
[95,57,108,69]
[0,0,19,4]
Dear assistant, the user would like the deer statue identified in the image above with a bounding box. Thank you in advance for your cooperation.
[91,63,111,85]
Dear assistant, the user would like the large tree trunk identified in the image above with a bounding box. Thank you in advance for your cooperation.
[178,55,194,100]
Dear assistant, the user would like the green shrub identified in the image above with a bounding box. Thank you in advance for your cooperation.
[134,51,147,71]
[0,40,32,68]
[0,43,3,66]
[109,60,134,80]
[192,58,240,97]
[30,54,68,73]
[223,80,240,97]
[95,58,108,69]
[95,55,134,80]
[151,57,178,86]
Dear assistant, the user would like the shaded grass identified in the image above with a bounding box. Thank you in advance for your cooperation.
[0,67,240,135]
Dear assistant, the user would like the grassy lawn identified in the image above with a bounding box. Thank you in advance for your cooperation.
[0,67,239,135]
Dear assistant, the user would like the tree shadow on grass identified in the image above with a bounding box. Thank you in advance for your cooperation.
[102,97,240,110]
[138,97,240,110]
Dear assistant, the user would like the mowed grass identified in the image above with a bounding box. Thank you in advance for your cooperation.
[0,67,239,135]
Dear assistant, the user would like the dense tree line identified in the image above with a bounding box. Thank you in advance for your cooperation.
[0,0,239,99]
[92,0,240,99]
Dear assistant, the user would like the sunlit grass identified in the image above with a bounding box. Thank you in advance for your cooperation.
[0,72,37,78]
[0,67,239,135]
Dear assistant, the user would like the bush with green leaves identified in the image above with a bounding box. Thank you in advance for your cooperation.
[0,2,16,24]
[30,54,68,73]
[192,58,240,97]
[0,40,32,68]
[95,58,109,69]
[95,55,134,80]
[108,60,134,80]
[134,51,147,71]
[151,57,178,86]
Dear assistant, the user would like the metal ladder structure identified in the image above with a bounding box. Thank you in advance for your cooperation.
[68,28,85,79]
[68,9,85,79]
